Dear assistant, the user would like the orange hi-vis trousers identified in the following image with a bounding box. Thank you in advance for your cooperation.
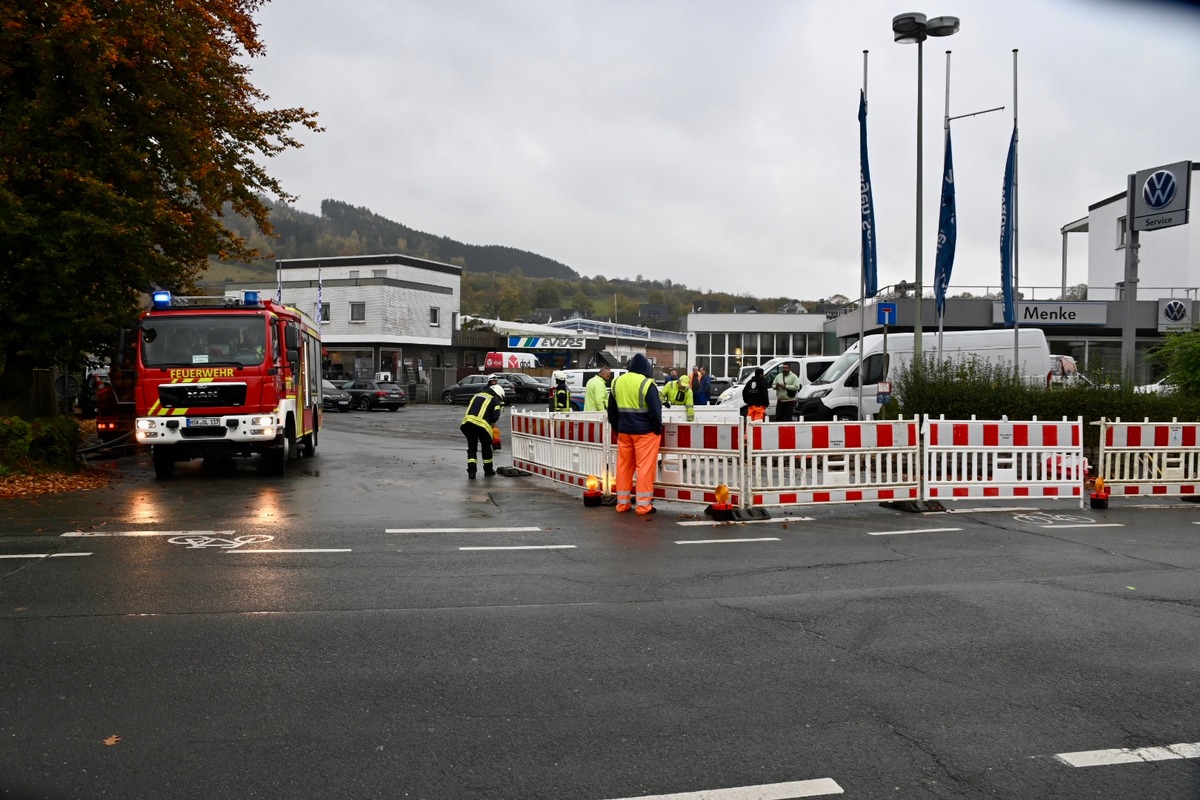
[616,432,661,514]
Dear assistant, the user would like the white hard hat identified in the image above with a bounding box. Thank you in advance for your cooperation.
[491,385,506,400]
[553,370,567,381]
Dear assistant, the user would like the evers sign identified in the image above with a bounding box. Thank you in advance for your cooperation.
[506,336,586,350]
[991,302,1106,326]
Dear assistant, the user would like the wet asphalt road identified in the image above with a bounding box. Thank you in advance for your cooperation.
[2,403,1199,799]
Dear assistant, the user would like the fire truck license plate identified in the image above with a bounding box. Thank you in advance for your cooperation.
[186,417,222,427]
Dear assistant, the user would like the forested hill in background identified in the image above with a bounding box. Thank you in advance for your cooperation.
[214,199,578,281]
[208,198,817,327]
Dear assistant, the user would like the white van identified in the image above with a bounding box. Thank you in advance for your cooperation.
[716,356,836,416]
[559,368,627,410]
[796,328,1052,421]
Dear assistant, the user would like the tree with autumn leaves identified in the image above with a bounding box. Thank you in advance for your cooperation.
[0,0,319,414]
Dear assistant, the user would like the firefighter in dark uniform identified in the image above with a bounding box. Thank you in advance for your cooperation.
[549,370,571,413]
[461,379,506,479]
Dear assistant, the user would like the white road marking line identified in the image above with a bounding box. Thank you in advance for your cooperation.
[459,545,576,551]
[675,537,781,545]
[0,553,92,559]
[61,530,235,538]
[1055,741,1200,767]
[603,777,844,799]
[868,527,962,536]
[228,549,351,554]
[946,506,1038,513]
[385,526,542,534]
[1041,524,1124,529]
[676,516,814,527]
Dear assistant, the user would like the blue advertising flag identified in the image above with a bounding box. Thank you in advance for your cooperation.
[1000,125,1017,326]
[933,129,956,317]
[858,91,878,299]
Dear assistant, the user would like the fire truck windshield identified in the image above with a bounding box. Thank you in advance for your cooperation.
[141,315,271,368]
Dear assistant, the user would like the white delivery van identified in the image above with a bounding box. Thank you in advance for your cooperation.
[796,328,1052,421]
[560,368,627,410]
[716,356,837,416]
[485,351,541,370]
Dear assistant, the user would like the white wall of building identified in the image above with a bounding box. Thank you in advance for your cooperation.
[1086,165,1199,299]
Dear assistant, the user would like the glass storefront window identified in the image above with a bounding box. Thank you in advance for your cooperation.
[323,348,375,382]
[743,334,758,357]
[695,334,710,355]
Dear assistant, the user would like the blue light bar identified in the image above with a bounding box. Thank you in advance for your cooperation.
[152,290,172,309]
[244,291,261,306]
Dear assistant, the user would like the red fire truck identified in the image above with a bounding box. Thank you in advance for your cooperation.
[133,291,322,478]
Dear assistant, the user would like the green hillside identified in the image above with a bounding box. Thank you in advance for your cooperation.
[208,199,816,327]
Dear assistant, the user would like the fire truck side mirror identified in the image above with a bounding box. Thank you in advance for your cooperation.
[286,349,300,366]
[284,326,300,351]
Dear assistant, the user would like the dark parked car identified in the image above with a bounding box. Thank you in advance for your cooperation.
[491,372,550,403]
[442,375,517,404]
[340,379,407,411]
[322,379,353,412]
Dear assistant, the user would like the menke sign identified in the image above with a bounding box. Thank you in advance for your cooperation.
[507,336,586,350]
[991,301,1107,326]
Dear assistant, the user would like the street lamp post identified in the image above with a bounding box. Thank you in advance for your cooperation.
[892,12,959,367]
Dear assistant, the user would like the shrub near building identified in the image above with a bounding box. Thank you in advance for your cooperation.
[0,416,82,475]
[893,358,1200,452]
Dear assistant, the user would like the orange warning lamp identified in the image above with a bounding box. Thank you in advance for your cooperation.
[584,474,603,507]
[705,483,735,520]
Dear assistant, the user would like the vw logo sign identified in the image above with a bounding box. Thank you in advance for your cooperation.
[1143,170,1178,209]
[1164,300,1188,323]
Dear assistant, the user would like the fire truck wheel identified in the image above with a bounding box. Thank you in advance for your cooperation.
[266,435,287,475]
[152,448,175,480]
[301,426,316,458]
[285,419,299,462]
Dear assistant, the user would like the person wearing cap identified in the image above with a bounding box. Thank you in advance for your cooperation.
[661,371,695,422]
[742,367,769,422]
[460,381,506,479]
[772,362,801,422]
[549,370,571,413]
[607,353,663,515]
[583,366,612,412]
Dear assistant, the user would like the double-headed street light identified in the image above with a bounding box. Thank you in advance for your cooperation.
[892,12,959,365]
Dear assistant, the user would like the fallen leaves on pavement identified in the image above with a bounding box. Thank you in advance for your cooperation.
[0,468,115,500]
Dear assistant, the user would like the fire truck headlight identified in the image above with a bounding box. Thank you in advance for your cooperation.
[250,416,274,427]
[136,419,157,430]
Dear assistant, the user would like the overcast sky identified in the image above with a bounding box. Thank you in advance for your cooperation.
[247,0,1200,302]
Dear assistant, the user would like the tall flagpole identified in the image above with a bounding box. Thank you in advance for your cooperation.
[937,50,951,359]
[858,50,868,419]
[1011,49,1021,371]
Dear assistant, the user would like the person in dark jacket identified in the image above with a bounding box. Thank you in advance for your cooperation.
[549,370,571,413]
[607,353,663,515]
[461,382,506,478]
[741,367,770,422]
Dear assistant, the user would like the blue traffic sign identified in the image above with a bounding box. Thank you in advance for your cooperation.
[877,302,898,326]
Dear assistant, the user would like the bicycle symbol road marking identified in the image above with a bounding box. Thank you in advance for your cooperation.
[167,534,274,550]
[1012,513,1093,526]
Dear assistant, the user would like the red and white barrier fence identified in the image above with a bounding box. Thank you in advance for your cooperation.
[746,419,920,507]
[1096,417,1200,497]
[923,416,1084,505]
[510,411,610,490]
[509,411,1095,510]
